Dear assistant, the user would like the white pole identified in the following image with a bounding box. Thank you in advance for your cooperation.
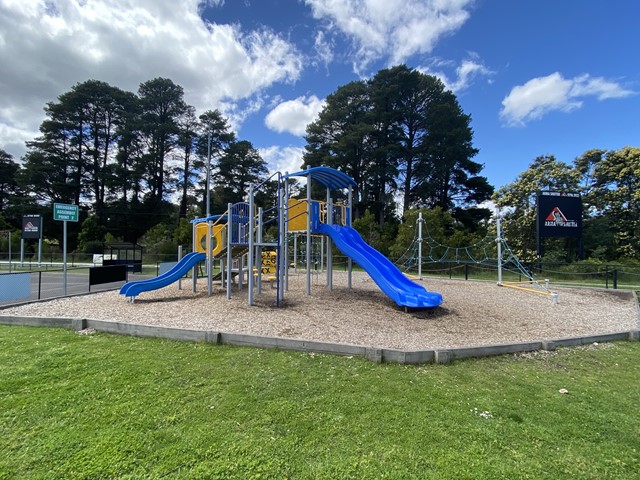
[206,133,211,218]
[38,237,42,267]
[418,212,423,280]
[496,207,503,285]
[206,133,212,297]
[8,231,11,273]
[20,238,24,266]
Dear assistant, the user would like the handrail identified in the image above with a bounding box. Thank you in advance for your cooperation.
[254,171,280,192]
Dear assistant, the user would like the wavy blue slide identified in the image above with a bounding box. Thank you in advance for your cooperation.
[119,252,206,298]
[318,224,443,308]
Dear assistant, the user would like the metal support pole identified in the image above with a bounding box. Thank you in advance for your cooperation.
[178,245,183,290]
[20,238,24,266]
[320,234,324,272]
[207,220,213,296]
[326,188,333,290]
[206,133,211,218]
[306,167,312,296]
[283,176,289,292]
[347,185,352,289]
[63,220,68,296]
[8,231,11,273]
[293,233,298,272]
[38,238,42,267]
[248,185,255,305]
[226,203,233,300]
[257,207,263,295]
[192,220,197,292]
[278,177,286,303]
[496,207,503,285]
[205,134,213,297]
[418,212,423,280]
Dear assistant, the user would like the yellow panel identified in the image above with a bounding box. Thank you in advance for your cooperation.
[261,250,277,274]
[195,222,225,256]
[288,198,308,231]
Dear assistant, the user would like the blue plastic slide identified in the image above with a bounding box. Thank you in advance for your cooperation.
[318,224,443,308]
[119,252,206,298]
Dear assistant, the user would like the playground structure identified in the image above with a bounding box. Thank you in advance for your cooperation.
[396,211,557,301]
[120,166,443,309]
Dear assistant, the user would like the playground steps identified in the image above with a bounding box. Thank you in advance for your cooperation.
[213,245,250,259]
[212,270,239,282]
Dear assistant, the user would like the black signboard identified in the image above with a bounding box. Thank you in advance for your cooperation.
[22,214,43,239]
[536,191,582,238]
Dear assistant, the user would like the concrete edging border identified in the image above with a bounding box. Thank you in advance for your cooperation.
[0,314,638,365]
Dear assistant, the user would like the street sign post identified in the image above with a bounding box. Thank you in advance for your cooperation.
[53,203,79,295]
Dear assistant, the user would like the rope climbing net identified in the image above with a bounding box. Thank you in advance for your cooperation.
[396,212,553,297]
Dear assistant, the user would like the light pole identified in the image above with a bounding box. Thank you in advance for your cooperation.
[206,132,211,218]
[206,133,213,296]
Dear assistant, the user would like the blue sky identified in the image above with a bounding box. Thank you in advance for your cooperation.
[0,0,638,190]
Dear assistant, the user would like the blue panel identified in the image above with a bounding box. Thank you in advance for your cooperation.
[311,201,321,232]
[284,166,356,190]
[0,273,31,301]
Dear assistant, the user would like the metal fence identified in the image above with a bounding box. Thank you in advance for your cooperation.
[0,252,185,273]
[403,260,640,290]
[0,267,153,306]
[328,255,640,290]
[3,249,640,299]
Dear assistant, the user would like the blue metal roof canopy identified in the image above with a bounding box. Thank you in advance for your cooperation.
[284,166,356,190]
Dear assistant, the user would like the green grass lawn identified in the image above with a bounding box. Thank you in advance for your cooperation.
[1,326,639,479]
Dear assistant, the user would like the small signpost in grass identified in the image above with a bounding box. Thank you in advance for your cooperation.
[53,203,79,295]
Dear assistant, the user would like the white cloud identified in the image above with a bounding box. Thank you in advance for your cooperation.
[265,96,326,136]
[500,72,635,126]
[419,55,494,93]
[219,95,267,133]
[259,146,305,176]
[313,30,334,70]
[0,0,303,158]
[305,0,473,74]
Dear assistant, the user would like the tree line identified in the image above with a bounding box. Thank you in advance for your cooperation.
[0,66,638,263]
[0,77,271,248]
[494,148,640,263]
